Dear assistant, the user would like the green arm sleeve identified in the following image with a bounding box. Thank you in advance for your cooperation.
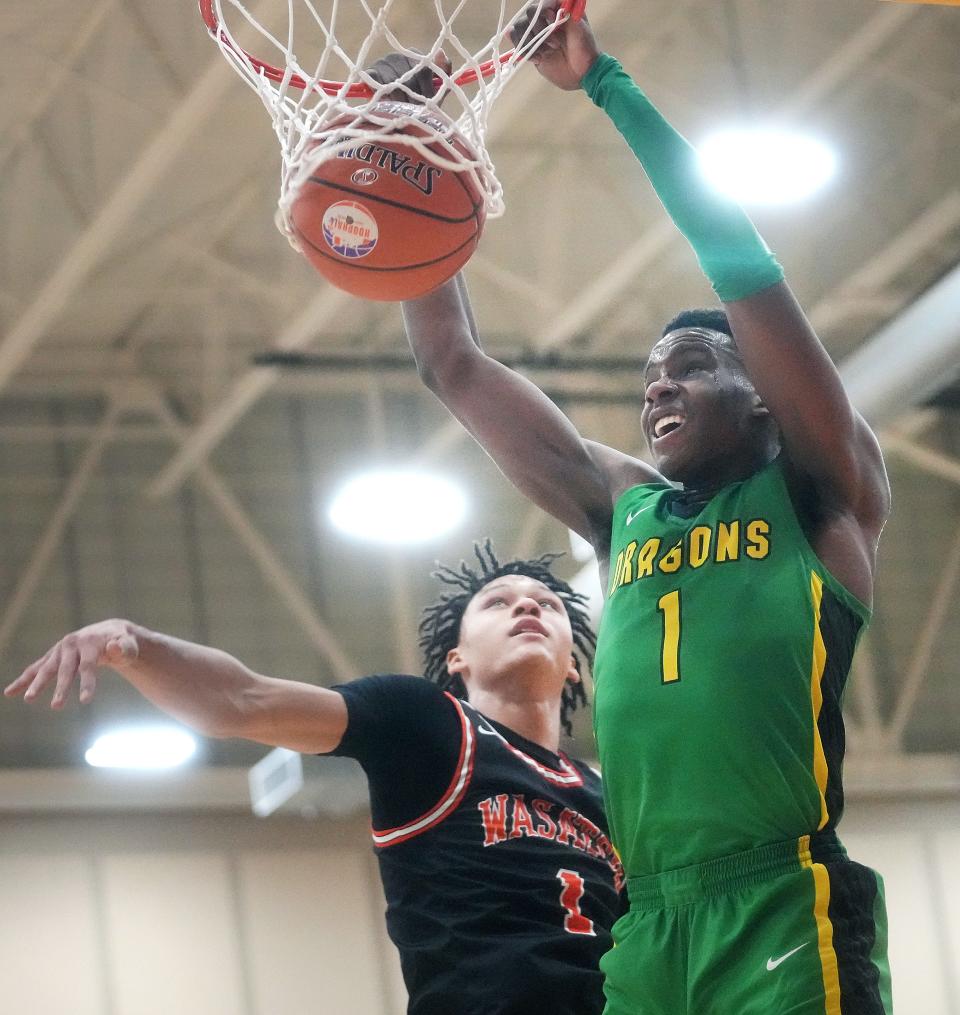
[582,54,784,303]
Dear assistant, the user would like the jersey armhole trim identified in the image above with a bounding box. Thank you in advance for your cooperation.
[371,693,476,849]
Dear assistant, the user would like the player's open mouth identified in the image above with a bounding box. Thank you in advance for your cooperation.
[652,413,685,441]
[510,619,548,638]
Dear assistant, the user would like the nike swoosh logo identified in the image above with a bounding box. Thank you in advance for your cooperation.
[766,943,809,971]
[625,505,653,525]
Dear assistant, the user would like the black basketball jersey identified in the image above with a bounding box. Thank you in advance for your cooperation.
[329,674,624,1015]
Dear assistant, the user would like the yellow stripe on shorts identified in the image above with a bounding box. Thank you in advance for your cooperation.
[798,835,842,1015]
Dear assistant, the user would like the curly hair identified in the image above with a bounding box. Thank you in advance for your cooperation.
[418,540,596,737]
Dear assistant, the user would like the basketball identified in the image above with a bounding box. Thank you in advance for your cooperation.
[289,103,487,301]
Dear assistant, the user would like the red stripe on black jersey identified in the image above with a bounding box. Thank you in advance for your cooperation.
[372,693,476,848]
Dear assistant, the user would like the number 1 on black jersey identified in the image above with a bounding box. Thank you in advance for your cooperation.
[556,869,596,936]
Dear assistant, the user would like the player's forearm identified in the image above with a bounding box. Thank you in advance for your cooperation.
[403,282,612,536]
[583,55,784,303]
[402,275,483,389]
[110,623,262,739]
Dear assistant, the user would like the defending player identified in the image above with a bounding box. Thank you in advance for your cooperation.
[5,543,623,1015]
[399,5,893,1013]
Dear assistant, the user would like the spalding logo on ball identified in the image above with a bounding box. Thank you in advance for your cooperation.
[290,103,487,302]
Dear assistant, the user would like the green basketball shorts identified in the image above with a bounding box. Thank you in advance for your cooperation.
[601,831,892,1015]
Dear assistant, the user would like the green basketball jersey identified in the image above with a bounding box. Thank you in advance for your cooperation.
[593,457,870,876]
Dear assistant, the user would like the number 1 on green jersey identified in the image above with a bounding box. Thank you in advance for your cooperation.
[657,589,682,684]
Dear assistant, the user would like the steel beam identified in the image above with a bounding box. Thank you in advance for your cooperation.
[145,279,352,501]
[882,432,960,488]
[0,0,119,178]
[840,262,960,426]
[809,191,960,334]
[885,522,960,749]
[849,634,886,749]
[512,504,550,561]
[0,400,119,658]
[0,1,278,394]
[142,386,359,682]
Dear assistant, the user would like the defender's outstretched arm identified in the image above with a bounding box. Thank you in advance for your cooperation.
[5,620,348,754]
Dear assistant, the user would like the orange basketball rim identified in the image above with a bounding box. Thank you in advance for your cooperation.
[197,0,588,97]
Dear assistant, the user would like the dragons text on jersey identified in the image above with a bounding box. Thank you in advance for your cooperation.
[594,459,869,876]
[609,516,771,594]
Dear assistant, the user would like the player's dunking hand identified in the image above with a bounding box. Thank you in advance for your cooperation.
[4,620,139,708]
[511,0,600,91]
[366,51,453,103]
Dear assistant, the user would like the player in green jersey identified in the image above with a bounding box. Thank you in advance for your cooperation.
[398,3,893,1012]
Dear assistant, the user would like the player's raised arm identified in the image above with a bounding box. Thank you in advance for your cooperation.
[402,275,659,547]
[525,1,889,535]
[4,621,348,755]
[585,55,886,524]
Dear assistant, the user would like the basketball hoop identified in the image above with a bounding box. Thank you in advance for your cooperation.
[198,1,587,243]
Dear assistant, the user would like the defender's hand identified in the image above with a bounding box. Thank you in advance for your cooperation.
[5,620,140,709]
[511,0,600,91]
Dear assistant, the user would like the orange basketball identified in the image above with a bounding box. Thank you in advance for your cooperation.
[289,103,487,302]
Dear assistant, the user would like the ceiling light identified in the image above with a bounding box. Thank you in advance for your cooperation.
[328,469,467,545]
[698,128,837,206]
[85,726,197,770]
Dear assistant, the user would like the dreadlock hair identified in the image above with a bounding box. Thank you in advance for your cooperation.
[418,540,596,738]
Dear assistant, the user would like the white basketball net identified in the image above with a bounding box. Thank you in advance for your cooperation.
[202,1,576,244]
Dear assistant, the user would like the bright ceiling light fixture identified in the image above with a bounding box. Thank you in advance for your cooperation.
[328,469,467,545]
[698,128,837,206]
[85,726,197,770]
